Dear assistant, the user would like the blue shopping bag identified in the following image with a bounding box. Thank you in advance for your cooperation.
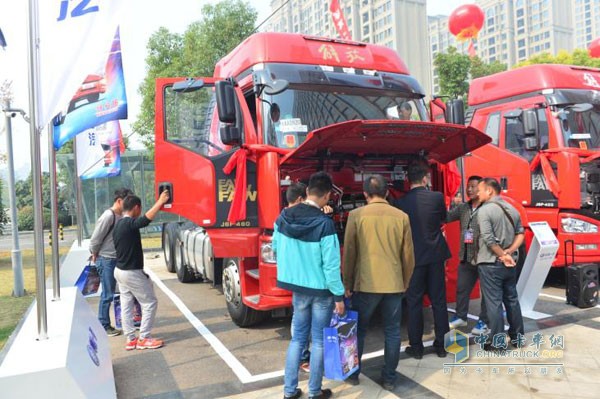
[114,294,142,329]
[74,263,100,296]
[323,310,359,380]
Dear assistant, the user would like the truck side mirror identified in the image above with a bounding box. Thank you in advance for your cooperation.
[220,125,241,146]
[216,80,237,124]
[445,99,465,125]
[523,109,538,136]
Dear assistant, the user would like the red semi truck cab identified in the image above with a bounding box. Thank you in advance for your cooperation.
[154,33,490,326]
[464,64,600,268]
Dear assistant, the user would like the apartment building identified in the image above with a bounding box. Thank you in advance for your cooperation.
[268,0,432,95]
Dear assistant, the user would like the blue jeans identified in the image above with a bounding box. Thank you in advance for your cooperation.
[284,293,334,397]
[351,292,403,384]
[96,256,117,329]
[478,262,524,341]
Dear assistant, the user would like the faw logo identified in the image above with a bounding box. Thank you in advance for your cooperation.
[218,179,257,202]
[532,173,548,191]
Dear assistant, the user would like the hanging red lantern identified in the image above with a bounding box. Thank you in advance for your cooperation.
[448,4,485,42]
[589,38,600,58]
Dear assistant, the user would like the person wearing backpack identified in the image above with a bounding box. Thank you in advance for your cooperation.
[89,188,133,336]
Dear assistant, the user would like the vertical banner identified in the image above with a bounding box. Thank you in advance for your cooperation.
[36,0,124,129]
[53,27,127,149]
[330,0,352,40]
[75,121,122,180]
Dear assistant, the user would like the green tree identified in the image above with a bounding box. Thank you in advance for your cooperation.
[14,172,70,225]
[434,47,472,99]
[470,56,507,79]
[134,0,258,150]
[516,48,600,68]
[0,179,8,234]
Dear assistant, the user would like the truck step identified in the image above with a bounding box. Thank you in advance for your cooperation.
[245,295,260,304]
[246,269,260,279]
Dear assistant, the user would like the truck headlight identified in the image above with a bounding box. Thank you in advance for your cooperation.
[260,242,277,263]
[561,217,598,233]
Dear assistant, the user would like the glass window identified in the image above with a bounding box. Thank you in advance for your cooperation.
[262,90,425,149]
[517,8,524,17]
[164,85,228,158]
[518,38,526,47]
[505,117,534,160]
[485,112,501,145]
[519,49,526,58]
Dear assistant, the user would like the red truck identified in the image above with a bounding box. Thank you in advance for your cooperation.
[444,64,600,271]
[154,33,490,326]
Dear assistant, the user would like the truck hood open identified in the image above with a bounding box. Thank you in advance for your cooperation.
[280,120,491,165]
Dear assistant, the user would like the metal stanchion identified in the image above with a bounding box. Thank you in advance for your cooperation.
[26,0,48,339]
[73,139,84,246]
[48,123,60,300]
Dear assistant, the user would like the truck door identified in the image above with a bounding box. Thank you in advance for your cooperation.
[155,78,259,228]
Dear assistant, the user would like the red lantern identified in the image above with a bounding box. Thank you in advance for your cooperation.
[449,4,485,42]
[589,38,600,58]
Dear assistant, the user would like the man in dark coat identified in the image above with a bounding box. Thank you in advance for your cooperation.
[395,160,451,358]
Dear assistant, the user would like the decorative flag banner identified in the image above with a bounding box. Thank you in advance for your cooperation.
[75,120,122,180]
[330,0,352,40]
[0,27,6,49]
[53,27,127,149]
[36,0,124,129]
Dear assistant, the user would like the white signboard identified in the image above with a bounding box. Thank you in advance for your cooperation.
[517,221,559,319]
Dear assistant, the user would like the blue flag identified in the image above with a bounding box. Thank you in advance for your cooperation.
[53,27,127,149]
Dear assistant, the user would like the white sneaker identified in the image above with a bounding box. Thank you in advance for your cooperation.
[449,316,468,329]
[471,320,490,335]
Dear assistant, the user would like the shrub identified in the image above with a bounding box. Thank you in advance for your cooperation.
[17,206,51,230]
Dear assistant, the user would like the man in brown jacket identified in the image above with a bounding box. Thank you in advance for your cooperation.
[343,175,415,391]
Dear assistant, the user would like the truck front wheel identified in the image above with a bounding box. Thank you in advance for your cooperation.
[222,258,266,327]
[162,223,176,273]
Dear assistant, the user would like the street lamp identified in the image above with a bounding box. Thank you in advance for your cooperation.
[1,101,27,297]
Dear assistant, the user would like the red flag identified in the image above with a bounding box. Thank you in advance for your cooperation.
[468,40,476,57]
[117,123,126,154]
[330,0,352,40]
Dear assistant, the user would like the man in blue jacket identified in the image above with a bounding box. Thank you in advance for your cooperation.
[274,172,345,399]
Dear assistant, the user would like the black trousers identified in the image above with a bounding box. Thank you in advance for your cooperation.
[456,262,488,323]
[478,262,525,341]
[406,261,450,349]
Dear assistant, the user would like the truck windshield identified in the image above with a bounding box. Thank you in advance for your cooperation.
[557,104,600,149]
[262,87,426,149]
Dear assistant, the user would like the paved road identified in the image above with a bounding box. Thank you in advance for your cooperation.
[0,228,78,251]
[90,253,600,399]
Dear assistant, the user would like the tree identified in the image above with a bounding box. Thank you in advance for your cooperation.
[434,47,472,99]
[134,0,258,150]
[470,56,507,79]
[0,179,8,234]
[435,47,508,99]
[516,48,600,68]
[14,172,71,225]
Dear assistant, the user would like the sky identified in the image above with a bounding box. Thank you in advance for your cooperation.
[0,0,469,180]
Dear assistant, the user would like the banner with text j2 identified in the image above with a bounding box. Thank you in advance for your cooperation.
[37,0,124,129]
[75,120,122,180]
[53,27,127,149]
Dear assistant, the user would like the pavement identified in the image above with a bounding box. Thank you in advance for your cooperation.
[88,252,600,399]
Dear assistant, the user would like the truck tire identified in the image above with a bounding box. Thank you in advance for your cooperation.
[162,223,176,273]
[222,258,266,327]
[174,236,195,283]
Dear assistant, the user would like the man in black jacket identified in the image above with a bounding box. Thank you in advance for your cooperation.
[114,190,169,351]
[395,161,451,358]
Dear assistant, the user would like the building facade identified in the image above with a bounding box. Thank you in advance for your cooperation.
[573,0,600,49]
[429,0,576,94]
[268,0,432,95]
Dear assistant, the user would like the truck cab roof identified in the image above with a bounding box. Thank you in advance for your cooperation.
[468,64,600,107]
[214,32,411,79]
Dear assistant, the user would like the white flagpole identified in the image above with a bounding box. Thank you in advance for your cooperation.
[26,0,48,339]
